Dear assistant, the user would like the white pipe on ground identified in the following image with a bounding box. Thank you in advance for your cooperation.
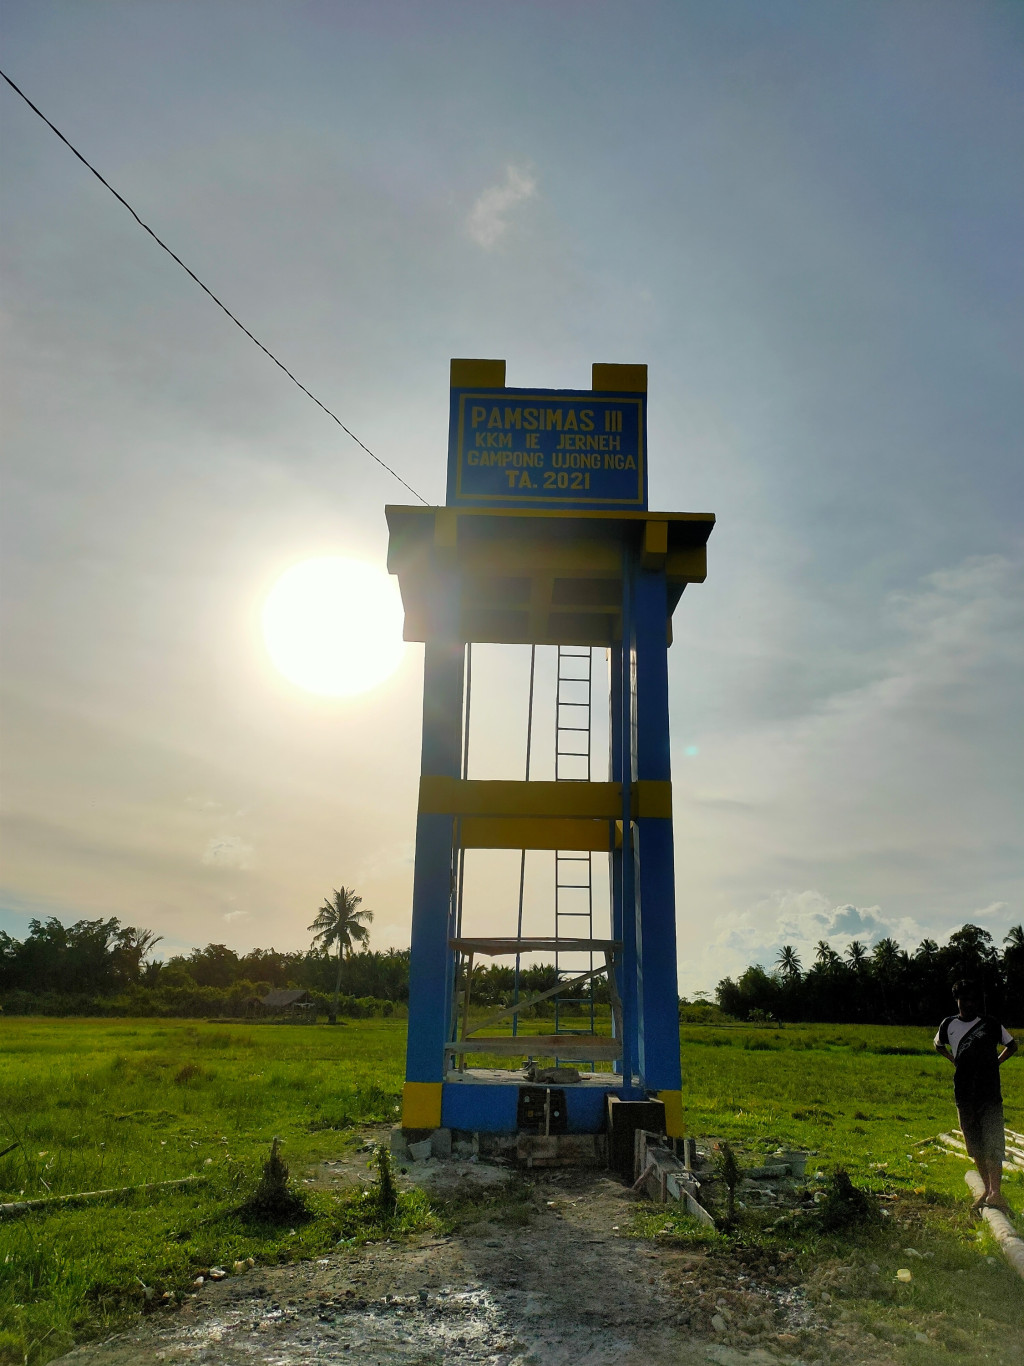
[0,1175,205,1220]
[965,1171,1024,1280]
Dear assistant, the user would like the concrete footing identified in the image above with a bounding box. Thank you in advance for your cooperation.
[391,1126,606,1168]
[390,1127,453,1161]
[632,1128,716,1225]
[516,1133,607,1168]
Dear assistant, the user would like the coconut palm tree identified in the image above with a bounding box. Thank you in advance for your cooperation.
[872,938,902,974]
[870,937,905,1023]
[814,940,840,971]
[113,926,163,984]
[775,945,802,979]
[845,940,868,970]
[309,887,373,1024]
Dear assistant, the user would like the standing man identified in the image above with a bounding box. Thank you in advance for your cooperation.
[934,980,1017,1211]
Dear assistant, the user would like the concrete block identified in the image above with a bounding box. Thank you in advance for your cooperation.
[430,1127,452,1159]
[389,1127,409,1160]
[773,1149,808,1178]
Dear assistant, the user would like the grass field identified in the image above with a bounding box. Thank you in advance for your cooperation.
[0,1019,411,1364]
[678,1021,1024,1204]
[1,1017,1022,1364]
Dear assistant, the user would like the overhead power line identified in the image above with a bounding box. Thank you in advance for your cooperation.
[0,67,428,505]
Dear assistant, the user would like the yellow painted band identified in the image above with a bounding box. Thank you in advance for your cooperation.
[658,1089,685,1138]
[632,780,672,819]
[461,541,622,576]
[418,777,670,821]
[419,777,622,820]
[642,519,668,569]
[592,362,647,393]
[455,542,704,585]
[402,1081,443,1129]
[387,505,715,527]
[451,358,505,387]
[460,816,612,851]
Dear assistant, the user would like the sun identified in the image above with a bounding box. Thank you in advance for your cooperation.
[261,557,405,697]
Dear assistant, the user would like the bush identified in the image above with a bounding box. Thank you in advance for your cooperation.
[371,1143,398,1218]
[678,1000,736,1024]
[819,1169,879,1232]
[0,988,407,1020]
[237,1139,309,1223]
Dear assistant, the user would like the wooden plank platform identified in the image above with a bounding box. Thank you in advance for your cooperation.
[449,937,622,956]
[445,1034,622,1061]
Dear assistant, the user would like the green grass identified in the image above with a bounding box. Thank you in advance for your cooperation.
[1,1018,1023,1364]
[662,1023,1024,1362]
[630,1199,1024,1364]
[0,1018,411,1364]
[679,1021,1024,1204]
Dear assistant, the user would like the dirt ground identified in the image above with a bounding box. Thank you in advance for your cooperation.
[51,1139,916,1366]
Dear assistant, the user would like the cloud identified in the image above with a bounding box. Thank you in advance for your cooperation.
[685,885,1023,997]
[202,837,253,871]
[677,551,1023,983]
[223,908,249,923]
[971,902,1008,922]
[466,165,537,248]
[831,905,882,936]
[688,888,924,991]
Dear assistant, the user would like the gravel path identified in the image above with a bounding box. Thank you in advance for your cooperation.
[49,1158,889,1366]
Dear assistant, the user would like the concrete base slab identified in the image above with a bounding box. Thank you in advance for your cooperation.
[517,1133,608,1168]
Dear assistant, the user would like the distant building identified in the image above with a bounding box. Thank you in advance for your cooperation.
[259,988,314,1018]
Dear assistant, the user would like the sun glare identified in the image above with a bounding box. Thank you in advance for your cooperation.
[261,557,405,697]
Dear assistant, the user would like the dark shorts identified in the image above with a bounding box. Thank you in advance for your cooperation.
[958,1101,1005,1163]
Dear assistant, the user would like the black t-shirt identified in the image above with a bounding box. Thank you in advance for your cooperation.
[936,1014,1009,1108]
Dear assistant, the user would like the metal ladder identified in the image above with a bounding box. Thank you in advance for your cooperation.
[553,647,596,1046]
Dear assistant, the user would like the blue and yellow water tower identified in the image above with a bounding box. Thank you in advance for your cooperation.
[386,359,713,1146]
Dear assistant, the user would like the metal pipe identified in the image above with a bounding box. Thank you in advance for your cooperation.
[513,644,537,1036]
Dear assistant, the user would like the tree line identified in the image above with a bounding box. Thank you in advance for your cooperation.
[0,885,588,1018]
[0,918,598,1016]
[0,917,407,1017]
[3,902,1019,1025]
[716,923,1024,1026]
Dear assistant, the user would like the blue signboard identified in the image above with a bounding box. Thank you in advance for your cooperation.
[447,387,647,510]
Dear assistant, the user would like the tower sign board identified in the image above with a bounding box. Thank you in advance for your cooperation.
[447,360,647,510]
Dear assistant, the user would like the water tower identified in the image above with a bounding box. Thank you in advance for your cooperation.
[386,360,713,1153]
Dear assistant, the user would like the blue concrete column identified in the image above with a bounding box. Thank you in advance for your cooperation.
[403,580,464,1119]
[630,561,683,1101]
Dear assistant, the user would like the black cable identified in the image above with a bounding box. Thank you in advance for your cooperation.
[0,67,428,505]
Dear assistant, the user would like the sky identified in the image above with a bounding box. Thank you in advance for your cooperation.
[1,0,1022,994]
